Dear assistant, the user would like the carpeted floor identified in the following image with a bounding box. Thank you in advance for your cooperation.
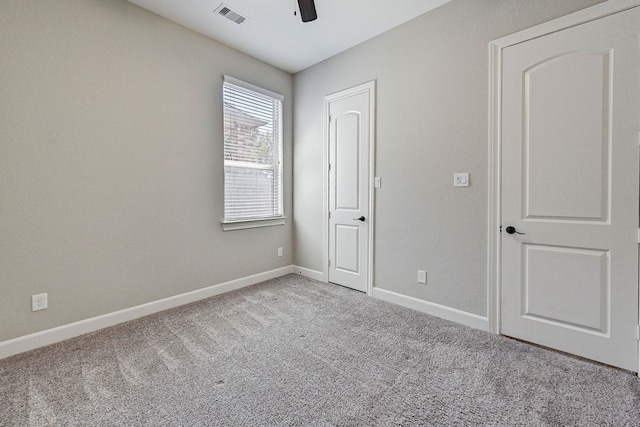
[1,274,640,426]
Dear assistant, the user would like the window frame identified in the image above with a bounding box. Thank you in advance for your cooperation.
[221,76,285,231]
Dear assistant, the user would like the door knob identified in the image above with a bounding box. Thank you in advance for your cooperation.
[353,216,366,222]
[505,226,525,235]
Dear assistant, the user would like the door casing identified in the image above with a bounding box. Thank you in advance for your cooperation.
[323,81,376,295]
[488,0,640,371]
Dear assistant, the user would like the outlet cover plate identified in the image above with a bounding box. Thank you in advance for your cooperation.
[32,293,48,311]
[418,270,427,284]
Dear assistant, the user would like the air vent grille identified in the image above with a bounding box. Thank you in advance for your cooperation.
[214,3,247,24]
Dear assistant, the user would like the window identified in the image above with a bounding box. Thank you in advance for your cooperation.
[222,76,284,230]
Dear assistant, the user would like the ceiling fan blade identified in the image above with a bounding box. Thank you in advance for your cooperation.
[297,0,317,22]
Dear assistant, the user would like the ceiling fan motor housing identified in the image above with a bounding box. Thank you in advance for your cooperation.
[298,0,317,22]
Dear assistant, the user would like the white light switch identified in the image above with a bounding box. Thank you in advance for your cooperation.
[454,173,469,187]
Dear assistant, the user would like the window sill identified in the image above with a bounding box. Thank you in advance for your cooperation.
[221,217,287,231]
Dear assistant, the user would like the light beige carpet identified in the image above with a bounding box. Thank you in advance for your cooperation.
[1,274,639,426]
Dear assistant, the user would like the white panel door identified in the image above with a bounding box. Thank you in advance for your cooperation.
[501,7,640,371]
[328,89,371,292]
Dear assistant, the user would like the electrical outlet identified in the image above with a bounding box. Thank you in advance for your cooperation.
[277,247,283,257]
[417,270,427,284]
[32,293,48,311]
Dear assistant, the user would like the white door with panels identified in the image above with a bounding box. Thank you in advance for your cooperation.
[500,6,640,371]
[327,84,374,293]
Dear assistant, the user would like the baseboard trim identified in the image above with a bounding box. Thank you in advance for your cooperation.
[0,266,295,360]
[372,287,489,331]
[292,266,325,282]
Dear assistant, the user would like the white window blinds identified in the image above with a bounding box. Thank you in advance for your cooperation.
[223,76,284,222]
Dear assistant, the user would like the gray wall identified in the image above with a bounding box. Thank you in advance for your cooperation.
[0,0,293,342]
[0,0,608,344]
[293,0,604,317]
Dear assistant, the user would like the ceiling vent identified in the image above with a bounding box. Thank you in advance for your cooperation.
[214,4,247,25]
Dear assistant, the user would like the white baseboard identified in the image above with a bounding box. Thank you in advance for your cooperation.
[0,266,295,360]
[292,265,325,282]
[372,287,489,331]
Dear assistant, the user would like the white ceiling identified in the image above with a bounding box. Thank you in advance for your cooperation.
[126,0,451,73]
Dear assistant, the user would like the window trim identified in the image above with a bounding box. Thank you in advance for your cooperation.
[221,216,287,231]
[224,75,284,102]
[221,76,285,231]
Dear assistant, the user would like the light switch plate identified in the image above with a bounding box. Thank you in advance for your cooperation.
[454,173,469,187]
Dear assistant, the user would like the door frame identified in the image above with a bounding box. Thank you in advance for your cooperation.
[488,0,640,368]
[322,81,376,295]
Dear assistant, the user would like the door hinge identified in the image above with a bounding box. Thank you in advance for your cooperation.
[328,211,331,219]
[637,325,640,341]
[637,228,640,243]
[329,115,332,123]
[328,163,331,171]
[328,259,331,267]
